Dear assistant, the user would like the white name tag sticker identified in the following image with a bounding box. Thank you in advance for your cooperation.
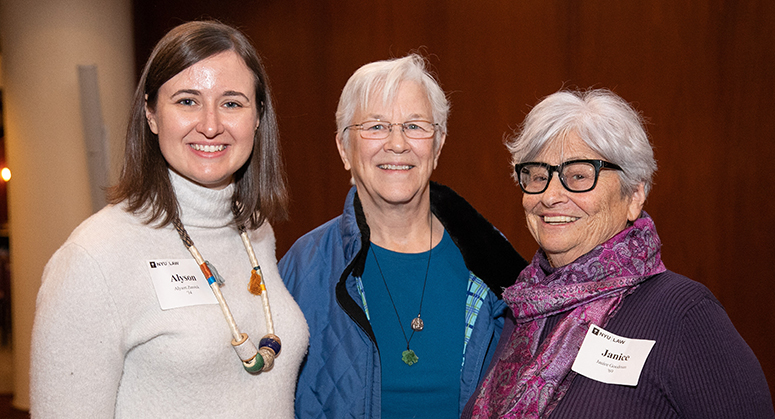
[147,259,217,310]
[571,324,656,386]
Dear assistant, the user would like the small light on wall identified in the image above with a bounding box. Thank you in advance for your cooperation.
[1,168,11,182]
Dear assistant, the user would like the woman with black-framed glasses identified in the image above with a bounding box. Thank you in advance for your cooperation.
[464,88,773,419]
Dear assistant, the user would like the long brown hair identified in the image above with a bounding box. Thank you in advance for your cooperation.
[108,20,288,229]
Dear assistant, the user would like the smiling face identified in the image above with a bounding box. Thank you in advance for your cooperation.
[522,132,645,267]
[145,50,259,190]
[336,81,445,211]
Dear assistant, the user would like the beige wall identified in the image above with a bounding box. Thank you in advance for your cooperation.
[0,0,134,409]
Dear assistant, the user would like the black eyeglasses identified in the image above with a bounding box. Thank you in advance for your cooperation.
[514,159,623,194]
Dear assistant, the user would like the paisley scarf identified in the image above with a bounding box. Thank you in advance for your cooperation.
[470,213,666,418]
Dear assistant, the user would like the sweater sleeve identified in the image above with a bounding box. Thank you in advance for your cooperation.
[670,296,774,419]
[30,243,126,418]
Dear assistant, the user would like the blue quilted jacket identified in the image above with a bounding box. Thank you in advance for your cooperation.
[279,182,527,419]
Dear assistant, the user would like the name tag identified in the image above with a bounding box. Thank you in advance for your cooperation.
[571,324,655,386]
[147,259,217,310]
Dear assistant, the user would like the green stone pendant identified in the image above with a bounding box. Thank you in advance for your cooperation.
[402,349,419,365]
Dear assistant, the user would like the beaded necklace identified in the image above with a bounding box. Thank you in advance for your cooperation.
[172,210,281,374]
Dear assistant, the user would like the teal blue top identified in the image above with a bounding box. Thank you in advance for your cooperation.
[362,230,468,419]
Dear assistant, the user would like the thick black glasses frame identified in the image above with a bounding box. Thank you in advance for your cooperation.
[514,159,623,194]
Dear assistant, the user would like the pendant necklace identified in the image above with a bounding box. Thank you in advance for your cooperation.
[369,212,432,366]
[172,206,282,374]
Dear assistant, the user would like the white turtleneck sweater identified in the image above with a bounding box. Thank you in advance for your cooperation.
[30,172,309,418]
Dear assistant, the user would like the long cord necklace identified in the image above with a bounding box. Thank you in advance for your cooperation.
[172,208,281,374]
[369,212,432,366]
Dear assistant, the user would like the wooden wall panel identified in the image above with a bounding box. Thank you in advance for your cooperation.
[134,0,775,396]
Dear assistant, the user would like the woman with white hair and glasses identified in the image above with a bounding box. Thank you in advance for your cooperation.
[463,88,773,418]
[279,54,528,418]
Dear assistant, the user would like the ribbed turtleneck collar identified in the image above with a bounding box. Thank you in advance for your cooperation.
[170,170,235,229]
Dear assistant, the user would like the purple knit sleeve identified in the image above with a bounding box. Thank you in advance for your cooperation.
[669,297,774,418]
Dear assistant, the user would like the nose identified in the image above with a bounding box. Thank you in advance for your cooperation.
[540,172,568,205]
[196,106,224,138]
[383,123,409,153]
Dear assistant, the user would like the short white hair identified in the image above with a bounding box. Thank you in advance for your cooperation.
[335,53,450,150]
[506,88,657,197]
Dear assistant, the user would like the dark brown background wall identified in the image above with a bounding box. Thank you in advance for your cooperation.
[133,0,775,396]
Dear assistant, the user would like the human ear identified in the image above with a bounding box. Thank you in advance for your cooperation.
[432,132,446,169]
[626,183,647,221]
[144,95,159,135]
[335,133,352,171]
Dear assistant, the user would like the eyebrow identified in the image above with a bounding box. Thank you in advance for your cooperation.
[222,90,251,102]
[170,89,200,98]
[364,113,429,121]
[170,89,251,102]
[559,156,588,162]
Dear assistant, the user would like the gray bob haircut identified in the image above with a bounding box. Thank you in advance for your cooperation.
[335,53,450,149]
[506,88,657,197]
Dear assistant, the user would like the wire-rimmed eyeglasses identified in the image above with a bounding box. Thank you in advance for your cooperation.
[514,159,623,194]
[343,120,439,140]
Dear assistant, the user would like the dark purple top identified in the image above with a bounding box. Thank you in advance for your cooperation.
[463,271,774,418]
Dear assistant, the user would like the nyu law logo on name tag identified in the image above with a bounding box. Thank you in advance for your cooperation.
[571,324,656,386]
[148,259,217,310]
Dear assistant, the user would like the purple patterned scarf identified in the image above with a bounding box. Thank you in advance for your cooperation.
[471,213,666,418]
